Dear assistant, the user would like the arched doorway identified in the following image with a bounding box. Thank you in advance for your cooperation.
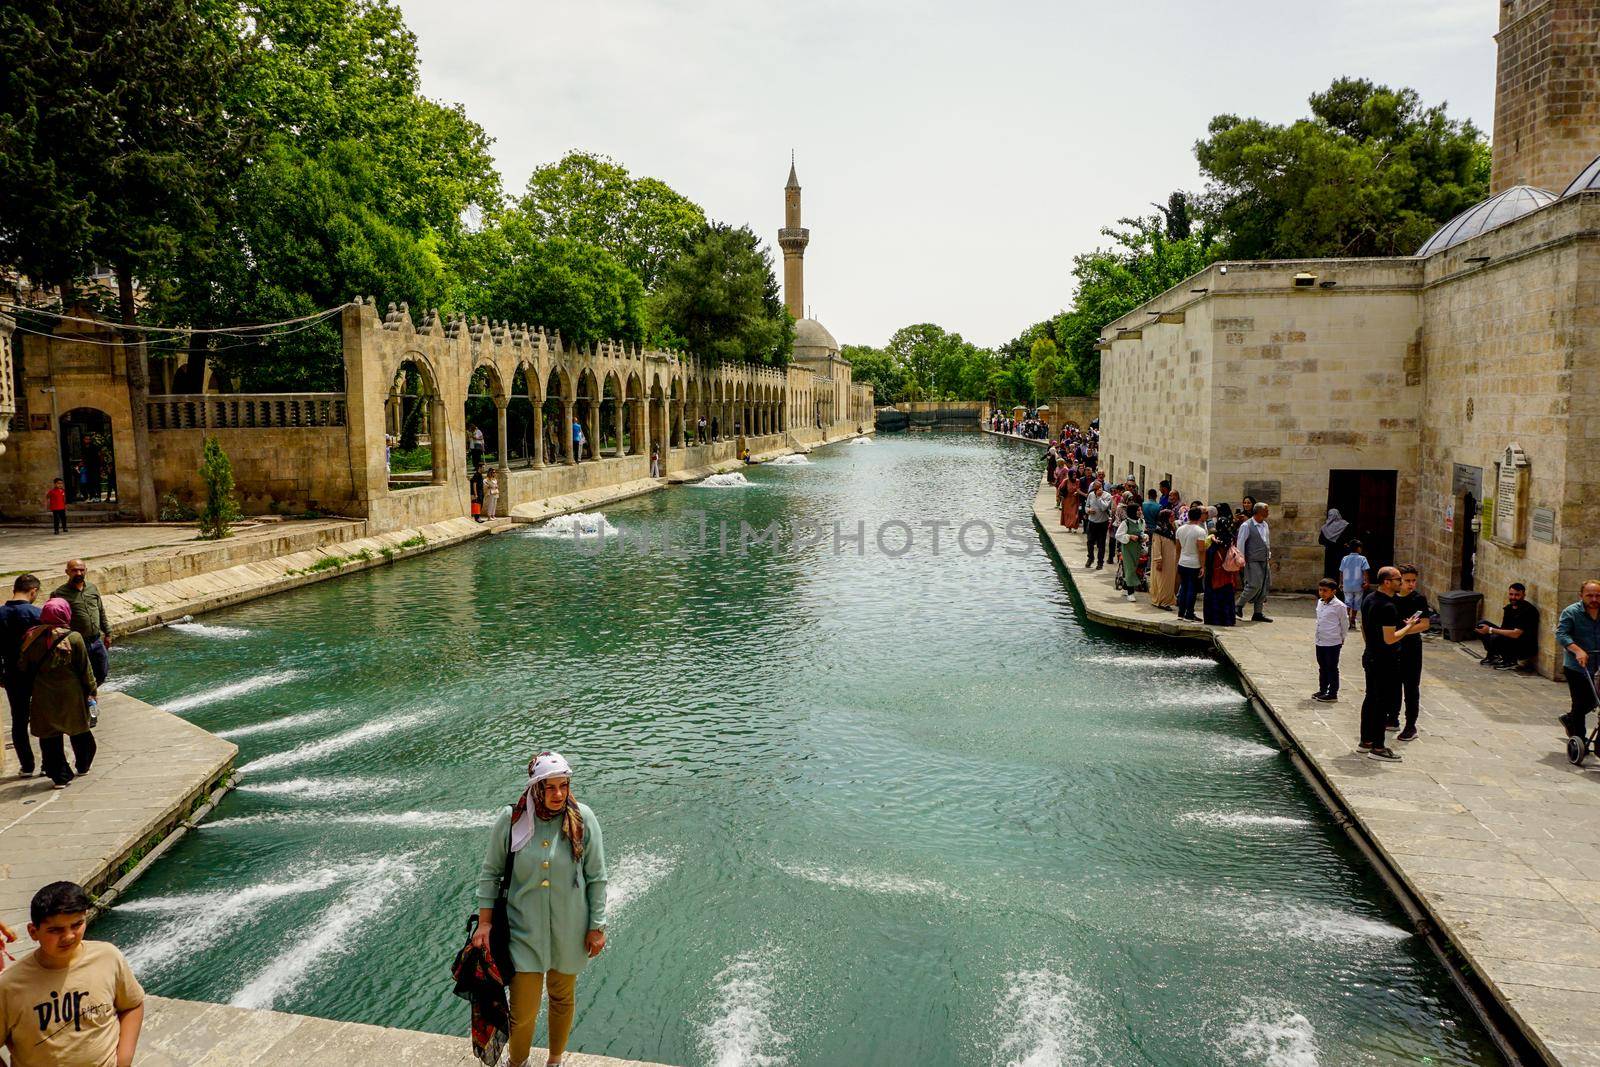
[387,359,444,489]
[60,408,116,504]
[507,366,539,469]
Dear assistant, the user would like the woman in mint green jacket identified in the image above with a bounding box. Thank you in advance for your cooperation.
[472,751,607,1067]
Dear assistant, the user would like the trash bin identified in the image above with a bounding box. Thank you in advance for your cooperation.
[1436,589,1484,642]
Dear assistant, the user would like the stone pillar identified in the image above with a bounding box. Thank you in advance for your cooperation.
[613,398,625,457]
[562,400,576,465]
[430,397,448,484]
[0,313,14,455]
[495,399,510,476]
[530,397,544,469]
[585,401,599,462]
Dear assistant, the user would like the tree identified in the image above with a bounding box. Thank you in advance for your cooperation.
[197,436,241,539]
[841,344,904,405]
[1053,215,1219,392]
[149,0,500,389]
[1195,77,1489,259]
[881,324,996,401]
[521,152,706,290]
[473,226,646,348]
[0,0,252,518]
[648,223,793,366]
[1030,337,1061,401]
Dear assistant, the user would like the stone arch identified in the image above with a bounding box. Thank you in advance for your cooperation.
[575,368,600,462]
[465,364,503,476]
[601,371,624,457]
[58,407,117,504]
[545,364,574,465]
[387,356,445,488]
[625,370,646,456]
[507,364,540,469]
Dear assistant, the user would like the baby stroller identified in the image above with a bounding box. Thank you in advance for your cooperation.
[1112,537,1151,594]
[1565,662,1600,766]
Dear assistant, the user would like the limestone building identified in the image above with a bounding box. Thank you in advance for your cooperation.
[1098,0,1600,676]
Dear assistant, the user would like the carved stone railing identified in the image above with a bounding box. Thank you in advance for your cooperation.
[147,393,347,430]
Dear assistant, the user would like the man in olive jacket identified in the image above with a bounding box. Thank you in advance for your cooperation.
[51,560,110,686]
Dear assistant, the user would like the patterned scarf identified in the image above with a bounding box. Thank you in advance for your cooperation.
[512,783,585,861]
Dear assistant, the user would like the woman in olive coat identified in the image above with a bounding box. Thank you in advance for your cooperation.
[472,751,607,1067]
[18,597,97,788]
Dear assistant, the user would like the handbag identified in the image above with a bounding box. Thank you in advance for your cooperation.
[489,842,513,980]
[1224,544,1246,572]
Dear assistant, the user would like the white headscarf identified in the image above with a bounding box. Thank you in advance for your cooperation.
[510,751,572,853]
[1321,509,1349,542]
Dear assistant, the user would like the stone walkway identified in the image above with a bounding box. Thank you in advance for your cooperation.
[0,692,236,933]
[1032,478,1595,1066]
[139,997,666,1066]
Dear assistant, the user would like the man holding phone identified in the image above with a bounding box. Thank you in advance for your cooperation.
[1359,567,1428,762]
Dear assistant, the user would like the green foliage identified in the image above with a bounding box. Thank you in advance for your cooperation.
[648,224,793,366]
[388,446,433,473]
[1053,216,1219,390]
[1195,77,1489,259]
[147,0,500,388]
[841,344,904,405]
[469,220,645,347]
[0,0,249,301]
[1029,337,1061,401]
[197,436,242,540]
[882,325,996,402]
[160,492,199,522]
[521,152,706,290]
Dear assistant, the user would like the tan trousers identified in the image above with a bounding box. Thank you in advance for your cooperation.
[510,970,577,1065]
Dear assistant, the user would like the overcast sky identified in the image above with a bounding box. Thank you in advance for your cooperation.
[398,0,1496,349]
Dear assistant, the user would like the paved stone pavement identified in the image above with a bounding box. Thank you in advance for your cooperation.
[138,996,668,1066]
[0,692,235,933]
[0,518,360,584]
[1031,477,1597,1066]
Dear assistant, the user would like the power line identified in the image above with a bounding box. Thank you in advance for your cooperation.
[2,302,350,337]
[3,305,347,351]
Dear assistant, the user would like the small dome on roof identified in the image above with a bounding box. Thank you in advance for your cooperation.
[1415,185,1558,256]
[794,317,838,354]
[1562,154,1600,197]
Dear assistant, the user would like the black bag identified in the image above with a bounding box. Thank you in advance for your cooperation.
[489,841,513,980]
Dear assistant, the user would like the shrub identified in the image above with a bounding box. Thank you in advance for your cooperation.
[197,436,242,540]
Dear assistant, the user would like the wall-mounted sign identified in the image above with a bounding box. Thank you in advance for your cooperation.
[1451,463,1483,498]
[1445,501,1455,533]
[28,414,49,431]
[1531,506,1556,544]
[1493,444,1529,546]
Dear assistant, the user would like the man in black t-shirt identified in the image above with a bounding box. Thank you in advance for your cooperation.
[1392,565,1432,741]
[1359,567,1427,762]
[1475,583,1539,669]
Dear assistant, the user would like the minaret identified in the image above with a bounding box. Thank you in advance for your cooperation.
[777,158,809,320]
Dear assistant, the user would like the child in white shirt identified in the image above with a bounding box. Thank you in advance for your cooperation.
[1314,578,1346,702]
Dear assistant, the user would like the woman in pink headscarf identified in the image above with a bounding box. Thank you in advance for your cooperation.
[17,597,97,788]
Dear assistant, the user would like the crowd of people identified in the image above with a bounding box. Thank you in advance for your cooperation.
[988,410,1052,439]
[1036,444,1600,766]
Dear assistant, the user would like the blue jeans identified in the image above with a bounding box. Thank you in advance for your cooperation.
[87,637,109,686]
[1176,565,1202,618]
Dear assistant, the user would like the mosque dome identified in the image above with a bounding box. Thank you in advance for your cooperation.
[1562,154,1600,197]
[794,316,838,355]
[1415,185,1558,256]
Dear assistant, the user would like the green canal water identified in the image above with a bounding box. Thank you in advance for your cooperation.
[96,433,1498,1066]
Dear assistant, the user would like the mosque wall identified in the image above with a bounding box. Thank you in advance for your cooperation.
[1492,0,1600,195]
[1414,192,1600,675]
[1101,260,1425,593]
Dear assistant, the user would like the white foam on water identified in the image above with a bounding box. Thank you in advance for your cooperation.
[1176,811,1314,830]
[162,669,307,714]
[122,866,347,974]
[1080,654,1217,669]
[230,854,423,1010]
[694,472,752,488]
[1214,740,1281,760]
[166,620,252,639]
[774,861,966,902]
[1215,999,1320,1067]
[768,454,811,465]
[99,672,146,693]
[697,950,788,1067]
[206,809,492,831]
[849,436,872,444]
[991,968,1090,1067]
[214,708,336,740]
[236,776,406,800]
[1248,903,1409,946]
[240,711,429,774]
[1184,685,1248,708]
[529,511,619,538]
[608,850,678,921]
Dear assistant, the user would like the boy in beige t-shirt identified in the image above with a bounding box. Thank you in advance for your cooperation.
[0,882,143,1067]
